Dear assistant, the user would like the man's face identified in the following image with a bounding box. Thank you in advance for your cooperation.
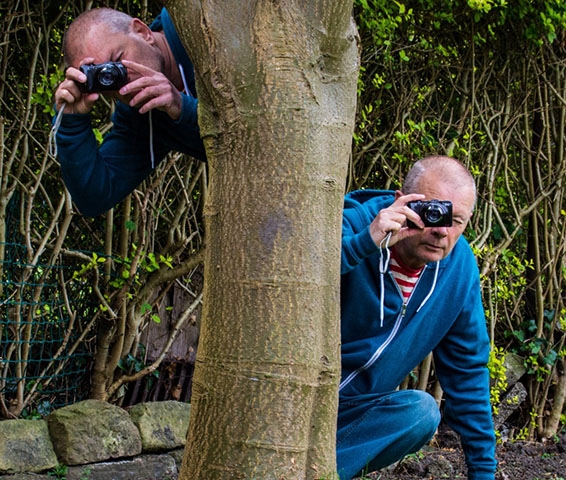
[72,21,163,101]
[394,175,475,269]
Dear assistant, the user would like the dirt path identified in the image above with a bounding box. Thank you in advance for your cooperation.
[358,425,566,480]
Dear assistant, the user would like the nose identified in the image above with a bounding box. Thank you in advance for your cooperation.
[430,226,449,237]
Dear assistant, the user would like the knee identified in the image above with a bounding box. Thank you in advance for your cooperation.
[402,390,441,441]
[336,390,441,476]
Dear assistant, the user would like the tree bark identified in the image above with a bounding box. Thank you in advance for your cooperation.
[167,1,359,478]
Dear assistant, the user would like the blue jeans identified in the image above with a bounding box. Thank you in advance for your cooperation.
[336,390,441,480]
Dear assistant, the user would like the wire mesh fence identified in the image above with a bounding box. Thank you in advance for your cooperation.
[0,240,94,418]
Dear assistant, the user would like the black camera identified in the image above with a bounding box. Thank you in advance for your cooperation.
[407,199,453,227]
[78,62,128,93]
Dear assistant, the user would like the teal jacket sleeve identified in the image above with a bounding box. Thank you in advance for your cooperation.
[341,191,394,274]
[433,264,497,480]
[55,94,205,217]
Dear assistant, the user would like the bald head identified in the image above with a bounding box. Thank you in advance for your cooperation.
[403,156,477,209]
[62,8,133,66]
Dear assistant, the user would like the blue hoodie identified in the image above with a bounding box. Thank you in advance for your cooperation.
[340,189,496,479]
[55,8,206,217]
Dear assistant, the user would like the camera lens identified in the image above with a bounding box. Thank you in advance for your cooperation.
[97,65,119,87]
[423,204,446,224]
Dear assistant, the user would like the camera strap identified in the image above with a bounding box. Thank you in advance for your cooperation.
[48,102,66,158]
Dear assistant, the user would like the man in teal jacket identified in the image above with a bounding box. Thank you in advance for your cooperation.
[338,156,496,479]
[53,7,205,217]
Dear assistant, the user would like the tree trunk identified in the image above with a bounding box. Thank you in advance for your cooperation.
[167,1,359,478]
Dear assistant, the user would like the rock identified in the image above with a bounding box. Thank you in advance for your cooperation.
[0,475,50,479]
[390,454,426,476]
[0,419,58,474]
[65,454,178,480]
[168,448,185,467]
[128,401,191,452]
[504,353,527,385]
[47,399,142,465]
[426,454,453,478]
[493,382,527,429]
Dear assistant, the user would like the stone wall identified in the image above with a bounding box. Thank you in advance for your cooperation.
[0,400,190,480]
[0,353,530,480]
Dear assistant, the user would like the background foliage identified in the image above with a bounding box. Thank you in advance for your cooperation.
[0,0,204,417]
[0,0,565,441]
[352,0,566,440]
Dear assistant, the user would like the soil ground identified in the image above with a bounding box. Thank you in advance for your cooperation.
[358,424,566,480]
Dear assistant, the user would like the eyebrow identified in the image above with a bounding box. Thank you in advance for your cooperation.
[453,211,471,221]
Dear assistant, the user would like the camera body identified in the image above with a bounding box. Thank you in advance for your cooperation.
[407,199,453,227]
[78,62,128,93]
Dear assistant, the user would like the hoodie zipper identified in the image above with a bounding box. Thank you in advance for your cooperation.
[338,266,431,393]
[339,307,407,391]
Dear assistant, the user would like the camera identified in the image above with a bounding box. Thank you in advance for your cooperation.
[78,62,128,93]
[407,199,453,227]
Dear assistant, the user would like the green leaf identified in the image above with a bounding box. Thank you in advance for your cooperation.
[140,303,152,315]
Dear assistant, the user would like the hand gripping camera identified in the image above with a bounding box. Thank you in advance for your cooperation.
[78,62,128,93]
[407,199,453,227]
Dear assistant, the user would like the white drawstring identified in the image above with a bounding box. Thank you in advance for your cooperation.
[417,261,440,312]
[378,232,392,327]
[178,63,190,96]
[149,109,155,168]
[149,63,189,169]
[49,102,66,157]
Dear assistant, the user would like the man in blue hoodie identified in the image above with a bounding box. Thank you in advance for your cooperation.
[53,7,206,217]
[338,156,496,479]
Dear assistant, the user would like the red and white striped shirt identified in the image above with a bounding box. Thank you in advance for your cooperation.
[389,248,424,302]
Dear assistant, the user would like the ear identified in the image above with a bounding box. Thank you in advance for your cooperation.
[394,190,404,201]
[131,18,154,44]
